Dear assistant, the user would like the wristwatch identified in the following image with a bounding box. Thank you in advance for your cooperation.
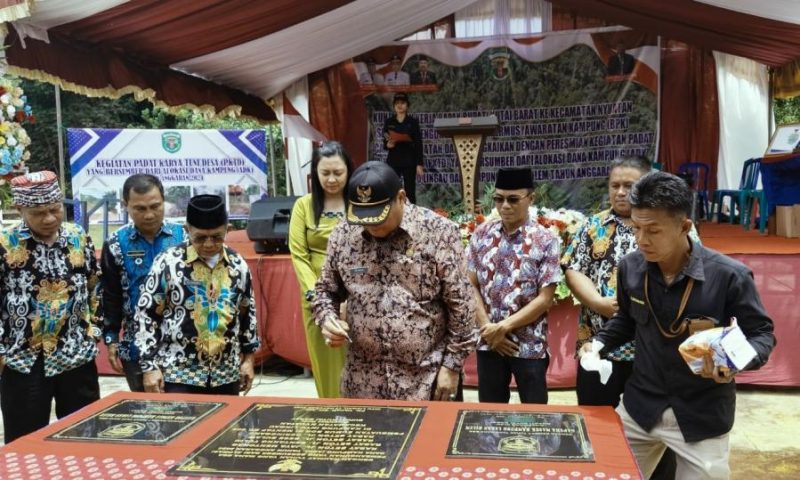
[304,290,315,301]
[103,333,118,346]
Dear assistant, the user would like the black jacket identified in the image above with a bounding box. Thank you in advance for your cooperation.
[596,241,775,442]
[383,115,423,168]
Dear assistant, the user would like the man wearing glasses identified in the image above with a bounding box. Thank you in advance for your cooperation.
[467,167,562,404]
[135,194,260,395]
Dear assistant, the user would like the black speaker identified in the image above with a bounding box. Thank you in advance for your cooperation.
[246,196,300,254]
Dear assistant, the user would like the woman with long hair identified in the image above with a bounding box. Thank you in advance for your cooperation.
[288,141,353,398]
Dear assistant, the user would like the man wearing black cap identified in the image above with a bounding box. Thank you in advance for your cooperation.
[312,161,476,401]
[383,92,423,204]
[135,194,260,396]
[385,54,410,85]
[359,57,384,86]
[466,167,562,404]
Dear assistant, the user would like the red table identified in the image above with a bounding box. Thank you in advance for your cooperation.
[0,391,643,480]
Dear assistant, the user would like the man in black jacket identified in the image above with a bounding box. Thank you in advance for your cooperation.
[582,171,775,479]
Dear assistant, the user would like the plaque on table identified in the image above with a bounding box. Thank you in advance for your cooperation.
[447,410,594,462]
[170,403,425,479]
[47,399,225,444]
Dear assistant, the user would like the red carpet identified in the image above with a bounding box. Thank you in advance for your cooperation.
[699,222,800,254]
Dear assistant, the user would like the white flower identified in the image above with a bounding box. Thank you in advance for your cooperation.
[0,94,9,104]
[6,105,14,116]
[6,135,17,147]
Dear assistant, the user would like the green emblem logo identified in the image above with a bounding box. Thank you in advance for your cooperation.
[162,131,182,153]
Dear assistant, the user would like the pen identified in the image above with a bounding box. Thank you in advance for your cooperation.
[327,315,353,344]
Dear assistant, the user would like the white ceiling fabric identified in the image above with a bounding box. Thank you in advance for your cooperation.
[172,0,480,100]
[695,0,800,25]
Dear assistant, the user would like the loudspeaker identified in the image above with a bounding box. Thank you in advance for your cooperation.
[246,196,300,254]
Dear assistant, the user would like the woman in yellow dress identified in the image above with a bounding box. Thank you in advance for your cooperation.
[288,141,353,398]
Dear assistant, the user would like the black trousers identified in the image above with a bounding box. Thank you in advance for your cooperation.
[477,350,549,404]
[389,163,418,204]
[576,360,633,407]
[1,355,100,443]
[121,359,145,392]
[164,380,240,395]
[577,361,676,479]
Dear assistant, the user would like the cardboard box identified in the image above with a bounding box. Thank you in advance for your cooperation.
[775,205,800,238]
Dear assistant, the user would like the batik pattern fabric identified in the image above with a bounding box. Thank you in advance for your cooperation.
[0,222,100,376]
[561,209,636,361]
[134,244,259,387]
[100,222,185,361]
[312,203,477,401]
[467,217,562,359]
[561,209,702,361]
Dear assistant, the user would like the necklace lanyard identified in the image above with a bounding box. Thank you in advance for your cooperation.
[644,272,695,338]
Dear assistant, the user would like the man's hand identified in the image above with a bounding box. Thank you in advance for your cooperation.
[416,165,424,177]
[433,366,459,401]
[0,357,5,376]
[239,354,255,395]
[480,322,518,356]
[699,354,734,383]
[106,344,124,374]
[387,139,396,149]
[321,315,350,348]
[578,342,595,359]
[593,296,619,319]
[143,369,165,393]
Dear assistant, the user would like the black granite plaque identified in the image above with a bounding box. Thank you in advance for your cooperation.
[47,399,225,444]
[170,403,425,479]
[447,410,594,461]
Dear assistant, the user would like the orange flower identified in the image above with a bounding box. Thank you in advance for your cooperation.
[475,214,485,224]
[433,208,449,218]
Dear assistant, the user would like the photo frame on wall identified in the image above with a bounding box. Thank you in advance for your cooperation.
[765,122,800,158]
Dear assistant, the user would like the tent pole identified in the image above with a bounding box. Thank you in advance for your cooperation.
[268,125,278,196]
[55,84,66,189]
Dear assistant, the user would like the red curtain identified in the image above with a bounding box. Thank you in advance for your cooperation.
[308,62,369,168]
[658,41,719,189]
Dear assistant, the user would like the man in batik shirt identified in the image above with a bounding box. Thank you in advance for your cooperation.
[313,161,476,401]
[562,156,700,407]
[467,167,562,404]
[0,171,101,443]
[135,194,259,395]
[101,174,185,391]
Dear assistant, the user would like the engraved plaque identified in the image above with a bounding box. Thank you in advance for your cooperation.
[171,403,425,479]
[48,399,225,445]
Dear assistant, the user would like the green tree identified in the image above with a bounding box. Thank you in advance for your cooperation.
[774,96,800,125]
[17,78,285,198]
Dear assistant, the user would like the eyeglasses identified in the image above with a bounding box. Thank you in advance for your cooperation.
[190,234,226,245]
[492,194,531,205]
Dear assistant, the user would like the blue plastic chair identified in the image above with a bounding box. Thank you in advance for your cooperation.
[713,158,766,232]
[677,162,710,220]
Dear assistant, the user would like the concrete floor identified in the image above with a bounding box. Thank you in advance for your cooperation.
[4,370,798,479]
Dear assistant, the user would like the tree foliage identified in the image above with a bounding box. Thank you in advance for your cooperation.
[774,96,800,125]
[16,78,284,198]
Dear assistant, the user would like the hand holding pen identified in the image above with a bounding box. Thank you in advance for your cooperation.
[322,314,352,347]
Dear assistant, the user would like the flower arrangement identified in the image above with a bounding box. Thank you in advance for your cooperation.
[0,81,34,207]
[0,83,34,174]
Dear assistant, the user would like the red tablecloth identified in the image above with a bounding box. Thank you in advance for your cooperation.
[0,391,643,480]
